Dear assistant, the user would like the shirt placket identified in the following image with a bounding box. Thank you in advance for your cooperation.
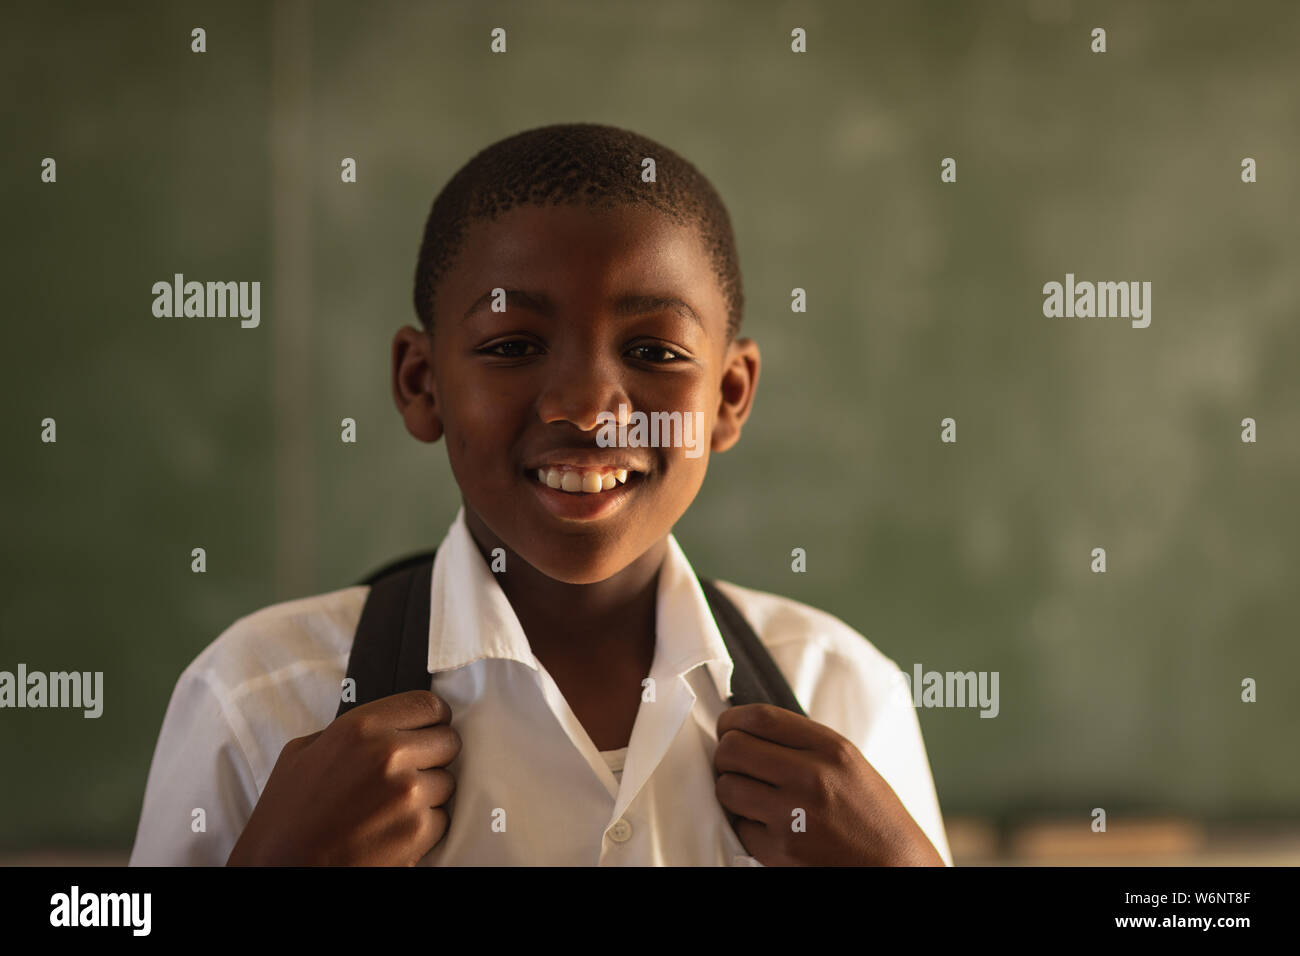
[596,671,697,864]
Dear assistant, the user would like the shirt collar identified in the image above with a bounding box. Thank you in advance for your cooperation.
[427,505,735,703]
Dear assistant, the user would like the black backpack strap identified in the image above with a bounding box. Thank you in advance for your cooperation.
[336,549,806,720]
[335,550,438,720]
[698,578,806,716]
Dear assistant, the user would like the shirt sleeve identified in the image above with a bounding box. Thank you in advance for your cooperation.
[128,668,259,866]
[859,670,954,866]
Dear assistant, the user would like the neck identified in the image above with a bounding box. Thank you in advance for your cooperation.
[461,507,667,659]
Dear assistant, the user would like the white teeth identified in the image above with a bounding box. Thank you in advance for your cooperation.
[536,466,638,495]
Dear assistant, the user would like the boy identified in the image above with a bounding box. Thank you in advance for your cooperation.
[129,122,952,866]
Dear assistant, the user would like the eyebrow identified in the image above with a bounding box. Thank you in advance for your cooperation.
[462,289,703,330]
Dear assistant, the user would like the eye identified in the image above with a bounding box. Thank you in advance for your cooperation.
[628,344,684,363]
[479,339,541,358]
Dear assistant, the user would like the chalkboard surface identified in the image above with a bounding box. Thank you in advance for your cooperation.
[2,0,1296,852]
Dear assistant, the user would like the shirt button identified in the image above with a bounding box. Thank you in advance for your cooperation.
[607,819,632,843]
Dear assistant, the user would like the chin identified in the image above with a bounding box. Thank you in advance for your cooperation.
[516,542,640,586]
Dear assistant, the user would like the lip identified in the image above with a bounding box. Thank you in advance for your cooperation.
[525,468,646,522]
[523,451,651,472]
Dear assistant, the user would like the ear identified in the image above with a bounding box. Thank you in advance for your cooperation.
[391,326,443,443]
[712,337,760,453]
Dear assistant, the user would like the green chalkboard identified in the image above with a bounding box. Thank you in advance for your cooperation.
[1,0,1297,854]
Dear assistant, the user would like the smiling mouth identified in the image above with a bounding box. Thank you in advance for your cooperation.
[529,465,645,495]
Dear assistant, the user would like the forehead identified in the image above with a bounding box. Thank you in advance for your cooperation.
[439,203,726,334]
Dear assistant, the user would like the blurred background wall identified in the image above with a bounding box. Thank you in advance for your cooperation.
[2,0,1297,864]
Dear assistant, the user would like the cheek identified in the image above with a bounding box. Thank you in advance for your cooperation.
[650,376,713,421]
[651,382,715,475]
[442,395,531,499]
[440,371,508,461]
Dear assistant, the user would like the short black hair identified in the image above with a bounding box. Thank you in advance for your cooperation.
[413,122,744,343]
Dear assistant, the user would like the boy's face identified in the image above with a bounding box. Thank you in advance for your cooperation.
[393,202,759,585]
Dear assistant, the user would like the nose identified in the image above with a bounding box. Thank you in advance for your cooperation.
[535,351,631,433]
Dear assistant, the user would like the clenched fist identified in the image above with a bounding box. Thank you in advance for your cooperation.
[226,690,461,866]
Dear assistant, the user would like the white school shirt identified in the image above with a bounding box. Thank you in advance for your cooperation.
[129,506,952,867]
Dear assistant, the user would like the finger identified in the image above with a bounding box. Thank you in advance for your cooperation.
[391,723,462,771]
[733,817,770,862]
[398,767,456,814]
[400,802,452,865]
[418,767,456,808]
[354,689,453,732]
[722,806,743,833]
[415,806,450,861]
[717,703,830,751]
[716,770,779,826]
[714,727,807,787]
[369,804,450,866]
